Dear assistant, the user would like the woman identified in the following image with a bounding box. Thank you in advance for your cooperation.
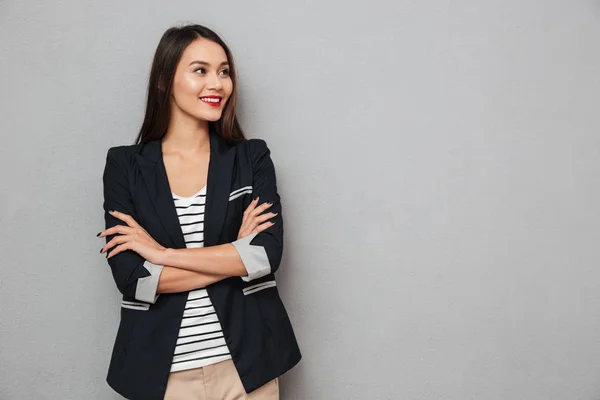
[97,24,301,399]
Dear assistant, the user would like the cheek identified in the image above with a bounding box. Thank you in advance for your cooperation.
[223,80,234,99]
[174,75,202,100]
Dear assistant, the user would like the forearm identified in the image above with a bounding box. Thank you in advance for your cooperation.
[160,243,248,277]
[157,266,227,293]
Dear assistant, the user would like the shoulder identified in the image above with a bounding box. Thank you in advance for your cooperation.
[103,144,145,177]
[236,138,271,165]
[106,143,142,159]
[236,137,268,151]
[105,144,144,168]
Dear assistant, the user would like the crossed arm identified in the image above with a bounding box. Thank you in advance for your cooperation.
[148,226,269,294]
[100,139,284,303]
[156,247,246,294]
[101,197,275,295]
[158,266,224,294]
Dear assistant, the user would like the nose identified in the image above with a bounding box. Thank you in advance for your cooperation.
[207,72,223,90]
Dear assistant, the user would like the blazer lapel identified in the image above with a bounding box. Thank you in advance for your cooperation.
[136,140,186,249]
[204,131,236,247]
[135,130,236,250]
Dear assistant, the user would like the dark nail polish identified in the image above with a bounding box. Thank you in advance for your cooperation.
[96,232,101,237]
[99,248,103,253]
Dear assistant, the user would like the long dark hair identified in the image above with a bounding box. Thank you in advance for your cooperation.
[134,24,246,145]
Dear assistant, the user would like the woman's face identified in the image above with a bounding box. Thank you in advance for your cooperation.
[169,38,233,123]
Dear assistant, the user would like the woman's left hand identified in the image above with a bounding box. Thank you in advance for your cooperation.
[99,210,167,265]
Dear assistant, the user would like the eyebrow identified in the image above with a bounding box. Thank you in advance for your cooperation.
[188,60,229,67]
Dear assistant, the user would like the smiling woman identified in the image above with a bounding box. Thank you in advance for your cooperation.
[99,23,301,400]
[162,39,234,130]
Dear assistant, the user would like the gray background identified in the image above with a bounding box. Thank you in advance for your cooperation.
[1,1,599,399]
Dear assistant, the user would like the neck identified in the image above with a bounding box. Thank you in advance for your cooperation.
[162,110,211,155]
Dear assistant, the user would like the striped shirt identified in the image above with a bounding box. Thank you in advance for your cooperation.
[169,185,232,373]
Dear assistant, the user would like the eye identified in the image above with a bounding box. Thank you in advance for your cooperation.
[194,67,206,74]
[220,69,230,76]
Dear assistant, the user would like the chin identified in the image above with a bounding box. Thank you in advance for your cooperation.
[205,115,222,122]
[196,112,222,122]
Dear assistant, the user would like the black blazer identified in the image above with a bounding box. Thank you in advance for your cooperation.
[101,130,301,399]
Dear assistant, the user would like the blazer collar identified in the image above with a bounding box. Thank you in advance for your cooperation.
[135,130,237,249]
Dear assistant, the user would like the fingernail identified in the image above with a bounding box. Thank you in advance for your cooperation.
[96,232,101,237]
[99,248,103,253]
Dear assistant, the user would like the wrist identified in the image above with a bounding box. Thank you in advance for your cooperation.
[160,247,176,266]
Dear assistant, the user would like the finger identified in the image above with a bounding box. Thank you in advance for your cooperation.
[243,197,260,219]
[101,234,132,253]
[240,208,253,230]
[238,222,257,239]
[245,197,259,211]
[245,212,276,234]
[251,221,275,234]
[120,212,141,229]
[250,202,273,217]
[106,242,129,259]
[108,210,141,228]
[239,197,263,239]
[241,198,262,228]
[253,212,278,224]
[247,214,273,231]
[98,225,135,238]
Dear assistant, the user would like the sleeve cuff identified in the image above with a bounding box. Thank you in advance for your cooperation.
[232,233,272,282]
[135,261,164,304]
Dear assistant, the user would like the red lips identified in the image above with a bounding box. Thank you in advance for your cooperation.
[200,95,222,107]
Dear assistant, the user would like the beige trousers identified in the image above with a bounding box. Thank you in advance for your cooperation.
[163,358,279,400]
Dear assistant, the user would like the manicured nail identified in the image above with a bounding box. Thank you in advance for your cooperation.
[99,248,103,253]
[96,232,101,237]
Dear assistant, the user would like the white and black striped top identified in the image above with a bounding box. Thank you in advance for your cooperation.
[169,185,232,373]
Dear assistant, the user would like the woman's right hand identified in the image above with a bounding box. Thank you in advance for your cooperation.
[237,197,278,240]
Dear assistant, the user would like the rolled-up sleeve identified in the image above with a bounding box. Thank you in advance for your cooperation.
[231,139,284,282]
[102,147,162,304]
[135,261,164,303]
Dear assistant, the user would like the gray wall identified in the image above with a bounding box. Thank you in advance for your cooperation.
[1,1,600,399]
